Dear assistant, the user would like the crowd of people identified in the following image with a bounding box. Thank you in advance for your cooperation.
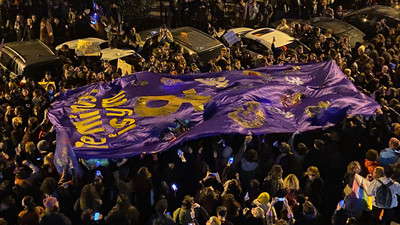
[2,0,400,225]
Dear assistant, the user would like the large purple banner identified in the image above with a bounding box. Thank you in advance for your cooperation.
[48,60,379,161]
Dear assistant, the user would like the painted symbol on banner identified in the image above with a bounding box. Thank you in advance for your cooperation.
[160,77,182,86]
[228,101,266,128]
[261,74,274,83]
[281,92,305,108]
[268,106,294,119]
[133,80,149,86]
[292,66,301,71]
[243,70,262,76]
[285,76,304,86]
[195,77,229,88]
[305,101,331,118]
[283,66,301,74]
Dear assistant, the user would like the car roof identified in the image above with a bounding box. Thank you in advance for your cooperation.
[55,37,107,51]
[170,27,224,52]
[310,17,358,34]
[219,27,254,37]
[4,40,59,66]
[346,5,400,20]
[244,28,295,48]
[139,26,224,53]
[308,17,366,47]
[100,48,136,61]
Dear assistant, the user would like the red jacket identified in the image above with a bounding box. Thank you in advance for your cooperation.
[364,159,378,174]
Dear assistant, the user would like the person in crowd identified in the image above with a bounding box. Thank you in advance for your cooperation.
[73,184,102,214]
[158,24,174,47]
[216,206,233,225]
[379,137,400,166]
[220,194,242,222]
[300,166,324,211]
[335,5,344,20]
[252,192,270,213]
[365,149,379,176]
[244,0,259,28]
[276,19,290,33]
[173,195,209,225]
[266,197,294,224]
[343,161,362,194]
[105,194,140,225]
[295,201,322,225]
[40,197,72,225]
[150,198,175,225]
[125,26,142,51]
[206,216,221,225]
[22,18,34,41]
[283,174,304,213]
[18,195,44,225]
[258,0,273,27]
[263,165,284,197]
[368,166,400,224]
[39,18,53,46]
[198,186,220,216]
[14,14,24,41]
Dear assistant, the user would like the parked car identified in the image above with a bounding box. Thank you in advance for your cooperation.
[55,37,108,51]
[0,40,63,81]
[271,17,366,48]
[219,27,310,56]
[308,17,366,48]
[139,26,225,64]
[56,38,143,69]
[344,5,400,38]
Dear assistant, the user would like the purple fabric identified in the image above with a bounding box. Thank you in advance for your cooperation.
[48,60,379,161]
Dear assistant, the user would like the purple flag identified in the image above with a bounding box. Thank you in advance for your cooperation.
[48,60,379,163]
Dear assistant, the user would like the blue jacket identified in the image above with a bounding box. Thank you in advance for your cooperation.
[379,148,399,166]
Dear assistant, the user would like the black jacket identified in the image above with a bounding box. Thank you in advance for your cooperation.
[40,211,72,225]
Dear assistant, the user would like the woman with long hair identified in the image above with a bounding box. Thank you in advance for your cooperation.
[18,195,44,225]
[300,166,324,212]
[73,184,102,214]
[222,179,242,202]
[198,186,220,216]
[262,165,284,197]
[283,174,304,213]
[105,194,140,225]
[221,193,242,220]
[343,161,362,191]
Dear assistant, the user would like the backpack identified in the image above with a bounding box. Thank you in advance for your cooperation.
[375,179,394,208]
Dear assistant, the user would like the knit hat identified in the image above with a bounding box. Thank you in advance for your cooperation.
[43,197,58,209]
[257,192,270,204]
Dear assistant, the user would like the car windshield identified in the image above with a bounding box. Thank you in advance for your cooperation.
[252,28,275,37]
[285,40,310,52]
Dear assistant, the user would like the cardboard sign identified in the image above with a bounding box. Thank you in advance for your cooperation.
[76,40,101,56]
[117,58,134,76]
[38,81,56,91]
[223,31,240,46]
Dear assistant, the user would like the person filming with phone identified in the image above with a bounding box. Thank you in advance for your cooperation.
[173,195,209,225]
